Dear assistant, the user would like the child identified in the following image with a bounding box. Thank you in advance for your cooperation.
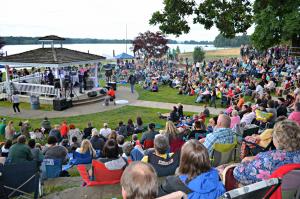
[131,134,141,147]
[203,105,210,117]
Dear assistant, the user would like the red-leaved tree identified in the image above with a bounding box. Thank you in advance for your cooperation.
[133,31,169,62]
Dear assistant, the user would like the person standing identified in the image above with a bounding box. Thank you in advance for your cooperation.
[11,92,20,113]
[0,70,3,82]
[128,73,137,94]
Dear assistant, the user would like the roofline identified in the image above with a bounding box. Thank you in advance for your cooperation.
[0,59,105,68]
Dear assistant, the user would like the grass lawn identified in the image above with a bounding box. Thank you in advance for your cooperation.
[136,85,255,107]
[0,101,53,111]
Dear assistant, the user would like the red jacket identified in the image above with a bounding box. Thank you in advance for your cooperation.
[60,124,69,137]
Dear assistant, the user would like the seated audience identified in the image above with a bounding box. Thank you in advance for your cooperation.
[127,119,135,136]
[117,135,125,155]
[49,124,62,142]
[28,139,43,162]
[70,136,80,152]
[82,122,93,139]
[158,140,225,198]
[203,114,234,155]
[7,135,33,163]
[121,162,158,199]
[234,120,300,185]
[230,110,241,128]
[43,136,68,164]
[288,102,300,125]
[189,120,207,139]
[5,121,15,140]
[69,124,82,145]
[142,134,179,177]
[160,121,185,153]
[1,140,12,157]
[41,117,51,134]
[89,128,105,151]
[207,117,217,133]
[100,123,112,138]
[97,139,127,170]
[117,121,128,137]
[75,139,96,158]
[134,116,144,134]
[140,123,159,147]
[60,121,69,138]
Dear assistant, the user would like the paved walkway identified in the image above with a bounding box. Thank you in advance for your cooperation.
[130,100,224,115]
[0,86,224,119]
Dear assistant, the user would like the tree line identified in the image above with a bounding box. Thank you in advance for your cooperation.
[1,36,213,45]
[213,33,251,47]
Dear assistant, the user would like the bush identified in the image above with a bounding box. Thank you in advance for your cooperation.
[193,46,205,62]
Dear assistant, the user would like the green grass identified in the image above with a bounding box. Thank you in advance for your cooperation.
[0,101,53,111]
[43,184,80,196]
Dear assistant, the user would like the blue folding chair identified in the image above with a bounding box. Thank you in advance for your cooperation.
[41,159,62,179]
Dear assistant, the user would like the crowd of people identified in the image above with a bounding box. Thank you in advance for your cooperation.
[1,46,300,198]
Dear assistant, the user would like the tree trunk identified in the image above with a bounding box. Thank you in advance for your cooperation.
[290,35,300,56]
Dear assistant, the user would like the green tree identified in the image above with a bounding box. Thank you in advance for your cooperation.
[251,0,300,49]
[214,33,251,47]
[150,0,300,49]
[149,0,252,38]
[193,47,205,62]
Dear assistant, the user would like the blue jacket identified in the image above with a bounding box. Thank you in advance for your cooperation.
[179,168,225,199]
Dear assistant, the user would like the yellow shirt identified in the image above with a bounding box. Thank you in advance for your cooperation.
[141,153,174,163]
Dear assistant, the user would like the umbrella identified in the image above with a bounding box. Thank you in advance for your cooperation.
[114,53,134,59]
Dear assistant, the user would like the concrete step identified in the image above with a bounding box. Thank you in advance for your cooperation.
[72,94,106,106]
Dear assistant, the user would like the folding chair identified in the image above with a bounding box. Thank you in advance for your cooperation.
[77,160,124,186]
[269,164,300,199]
[143,139,154,149]
[211,137,238,167]
[0,161,41,199]
[41,159,62,179]
[219,178,281,199]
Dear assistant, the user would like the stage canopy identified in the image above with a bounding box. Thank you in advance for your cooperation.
[114,52,134,59]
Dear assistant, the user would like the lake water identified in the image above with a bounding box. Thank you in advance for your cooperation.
[1,43,217,58]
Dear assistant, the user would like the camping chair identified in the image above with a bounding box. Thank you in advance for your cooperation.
[211,137,238,167]
[143,139,154,149]
[242,125,259,138]
[0,161,41,199]
[242,139,275,158]
[219,178,281,199]
[269,164,300,199]
[77,160,124,186]
[41,159,62,180]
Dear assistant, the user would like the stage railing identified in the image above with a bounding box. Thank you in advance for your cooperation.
[11,73,42,84]
[12,82,59,97]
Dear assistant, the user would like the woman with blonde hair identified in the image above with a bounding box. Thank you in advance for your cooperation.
[160,121,184,153]
[75,139,96,158]
[5,121,15,140]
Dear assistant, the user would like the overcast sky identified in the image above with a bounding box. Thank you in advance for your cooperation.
[0,0,252,41]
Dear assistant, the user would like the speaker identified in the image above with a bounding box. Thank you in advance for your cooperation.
[54,79,60,89]
[87,91,97,97]
[53,99,72,111]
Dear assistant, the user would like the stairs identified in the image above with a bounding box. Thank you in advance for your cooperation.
[72,94,106,106]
